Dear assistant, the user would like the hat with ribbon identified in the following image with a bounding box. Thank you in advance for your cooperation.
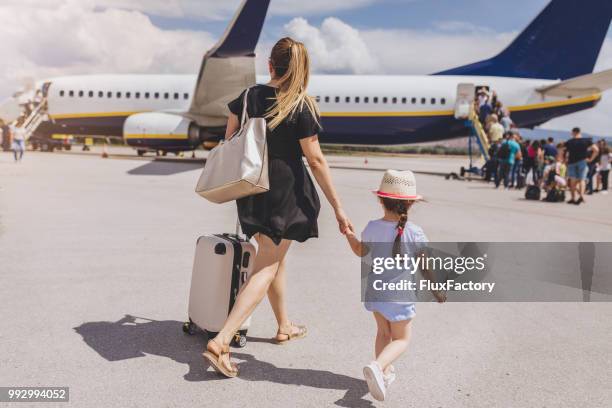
[373,169,422,201]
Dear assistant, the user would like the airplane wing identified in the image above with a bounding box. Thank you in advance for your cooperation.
[186,0,270,128]
[536,68,612,97]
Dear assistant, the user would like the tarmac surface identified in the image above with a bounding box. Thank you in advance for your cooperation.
[1,149,611,407]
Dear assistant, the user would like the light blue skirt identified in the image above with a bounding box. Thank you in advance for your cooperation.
[365,301,416,322]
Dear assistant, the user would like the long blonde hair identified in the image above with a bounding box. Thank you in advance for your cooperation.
[265,37,320,130]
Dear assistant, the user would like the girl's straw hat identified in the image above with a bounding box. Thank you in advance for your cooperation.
[373,169,423,201]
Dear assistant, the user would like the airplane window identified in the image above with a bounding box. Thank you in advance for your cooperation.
[382,97,388,103]
[421,97,426,104]
[107,91,112,98]
[355,96,360,103]
[126,92,131,98]
[392,97,397,104]
[174,93,179,100]
[183,93,189,100]
[324,96,329,103]
[164,92,169,99]
[315,96,320,102]
[373,97,378,103]
[59,90,64,97]
[345,96,350,103]
[441,98,446,105]
[145,92,150,99]
[135,92,140,99]
[154,92,159,99]
[98,91,103,98]
[401,97,407,104]
[334,96,340,103]
[411,97,416,104]
[88,91,93,97]
[364,97,369,103]
[78,90,84,97]
[116,92,122,98]
[431,98,436,104]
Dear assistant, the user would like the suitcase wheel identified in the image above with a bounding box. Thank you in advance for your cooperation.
[182,320,195,335]
[232,330,247,348]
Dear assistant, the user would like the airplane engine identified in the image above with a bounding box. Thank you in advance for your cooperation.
[123,112,203,153]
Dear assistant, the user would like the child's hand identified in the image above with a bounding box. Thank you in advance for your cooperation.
[433,290,447,303]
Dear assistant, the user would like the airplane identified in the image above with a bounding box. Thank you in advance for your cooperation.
[2,0,612,155]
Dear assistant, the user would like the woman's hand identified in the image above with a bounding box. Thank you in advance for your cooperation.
[334,207,352,234]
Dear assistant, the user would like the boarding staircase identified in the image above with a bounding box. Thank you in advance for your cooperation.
[19,97,48,140]
[466,108,490,161]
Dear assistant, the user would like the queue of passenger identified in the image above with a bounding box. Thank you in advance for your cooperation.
[484,126,610,204]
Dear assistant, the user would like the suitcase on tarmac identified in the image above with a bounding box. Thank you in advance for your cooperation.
[525,185,541,200]
[182,233,255,348]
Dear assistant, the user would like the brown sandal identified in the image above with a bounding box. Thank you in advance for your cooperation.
[202,339,239,378]
[275,322,307,344]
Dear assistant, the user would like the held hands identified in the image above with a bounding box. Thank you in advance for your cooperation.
[334,207,353,235]
[432,290,447,303]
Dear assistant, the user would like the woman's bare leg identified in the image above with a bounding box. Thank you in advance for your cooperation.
[213,235,291,347]
[267,255,290,329]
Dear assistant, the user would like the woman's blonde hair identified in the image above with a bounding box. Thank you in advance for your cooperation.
[265,37,320,130]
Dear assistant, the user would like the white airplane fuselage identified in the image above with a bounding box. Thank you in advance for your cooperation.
[38,73,601,148]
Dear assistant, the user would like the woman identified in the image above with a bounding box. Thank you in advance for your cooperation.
[202,37,351,378]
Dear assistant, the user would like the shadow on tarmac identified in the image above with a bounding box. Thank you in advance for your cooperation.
[127,160,202,176]
[74,315,373,407]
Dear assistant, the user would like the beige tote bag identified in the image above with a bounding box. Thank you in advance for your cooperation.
[195,88,269,204]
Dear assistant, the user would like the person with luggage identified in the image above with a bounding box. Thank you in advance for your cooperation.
[343,170,445,401]
[202,37,352,378]
[564,127,599,205]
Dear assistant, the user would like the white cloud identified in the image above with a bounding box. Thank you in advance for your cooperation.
[284,17,378,74]
[0,1,215,98]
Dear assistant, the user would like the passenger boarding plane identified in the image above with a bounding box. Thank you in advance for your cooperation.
[4,0,612,155]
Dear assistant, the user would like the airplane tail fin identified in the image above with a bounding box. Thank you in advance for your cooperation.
[435,0,612,80]
[209,0,270,58]
[188,0,270,126]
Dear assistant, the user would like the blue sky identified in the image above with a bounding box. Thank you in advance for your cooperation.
[148,0,612,42]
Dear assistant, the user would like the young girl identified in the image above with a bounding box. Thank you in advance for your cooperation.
[344,169,445,402]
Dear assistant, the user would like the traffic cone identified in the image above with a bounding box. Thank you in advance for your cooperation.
[101,143,109,158]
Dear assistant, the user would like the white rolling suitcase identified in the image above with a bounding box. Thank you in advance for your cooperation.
[183,233,255,347]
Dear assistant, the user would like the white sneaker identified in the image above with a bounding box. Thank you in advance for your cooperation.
[363,362,386,401]
[602,190,609,195]
[384,365,396,388]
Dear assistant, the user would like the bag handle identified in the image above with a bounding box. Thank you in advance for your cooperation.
[240,88,250,129]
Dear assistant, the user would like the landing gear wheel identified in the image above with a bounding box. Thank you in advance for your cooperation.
[182,319,195,335]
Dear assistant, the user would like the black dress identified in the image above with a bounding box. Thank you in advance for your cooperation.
[227,85,322,245]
